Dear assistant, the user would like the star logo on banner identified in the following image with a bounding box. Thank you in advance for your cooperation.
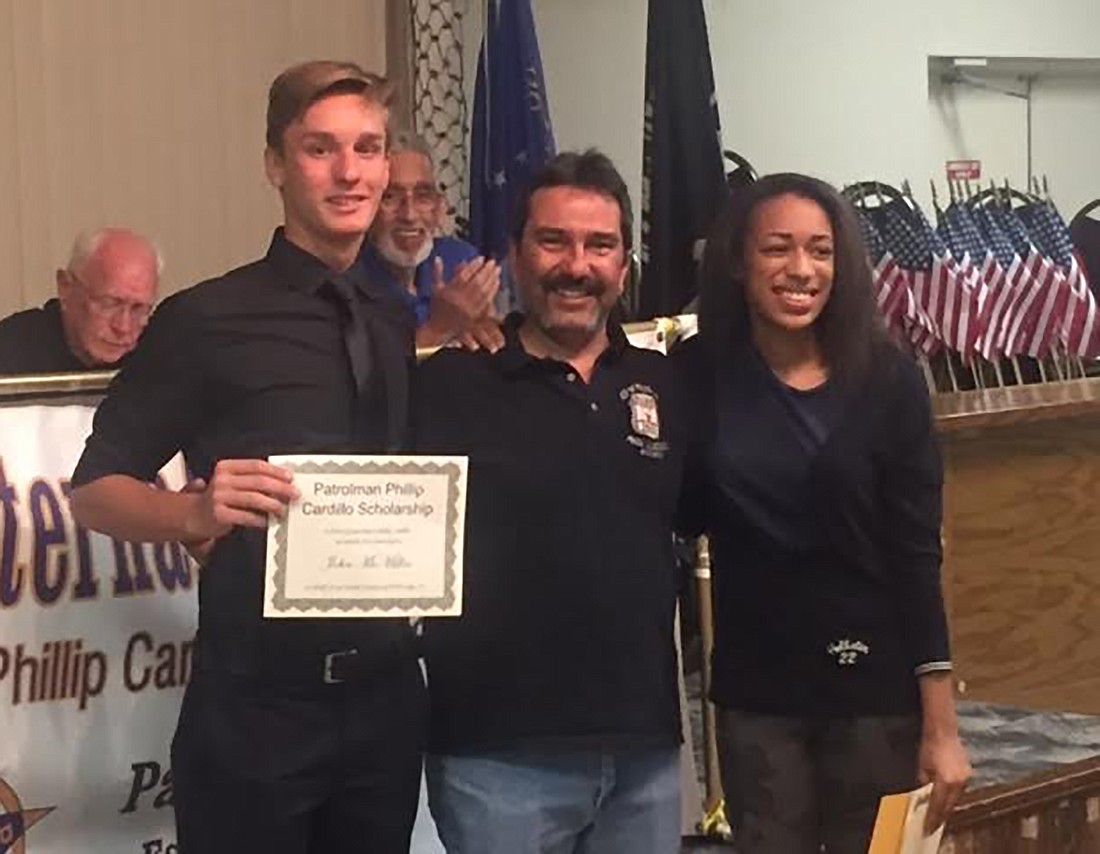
[515,151,528,165]
[492,170,507,188]
[0,776,56,854]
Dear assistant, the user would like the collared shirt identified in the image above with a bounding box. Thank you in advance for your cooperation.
[72,229,416,677]
[413,314,687,753]
[0,298,112,374]
[360,236,479,326]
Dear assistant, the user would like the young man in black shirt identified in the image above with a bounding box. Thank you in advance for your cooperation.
[69,61,425,854]
[414,150,686,853]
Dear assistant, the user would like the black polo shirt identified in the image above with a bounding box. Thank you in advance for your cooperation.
[72,229,416,678]
[413,315,686,753]
[0,298,105,374]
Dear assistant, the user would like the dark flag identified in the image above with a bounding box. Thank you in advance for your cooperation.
[639,0,725,319]
[0,812,25,854]
[468,0,555,312]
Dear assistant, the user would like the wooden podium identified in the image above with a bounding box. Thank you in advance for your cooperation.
[936,379,1100,853]
[944,756,1100,853]
[936,379,1100,716]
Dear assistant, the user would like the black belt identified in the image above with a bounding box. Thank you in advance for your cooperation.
[322,647,368,684]
[192,636,417,690]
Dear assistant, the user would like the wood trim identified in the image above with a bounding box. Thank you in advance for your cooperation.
[385,0,414,130]
[934,378,1100,433]
[948,757,1100,832]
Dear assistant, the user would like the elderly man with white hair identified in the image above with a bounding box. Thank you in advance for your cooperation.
[0,227,161,373]
[360,130,503,351]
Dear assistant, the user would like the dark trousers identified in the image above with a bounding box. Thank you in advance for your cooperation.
[170,656,426,854]
[717,707,921,854]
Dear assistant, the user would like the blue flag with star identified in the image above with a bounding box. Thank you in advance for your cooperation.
[469,0,556,311]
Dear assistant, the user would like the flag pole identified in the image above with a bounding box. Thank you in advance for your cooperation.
[694,535,729,837]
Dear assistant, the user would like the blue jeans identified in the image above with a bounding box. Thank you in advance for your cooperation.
[426,748,681,854]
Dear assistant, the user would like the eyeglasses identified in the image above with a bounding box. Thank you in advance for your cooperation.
[86,294,154,325]
[380,184,440,212]
[68,271,154,325]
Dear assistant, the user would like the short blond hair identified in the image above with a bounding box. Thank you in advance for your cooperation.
[266,60,392,151]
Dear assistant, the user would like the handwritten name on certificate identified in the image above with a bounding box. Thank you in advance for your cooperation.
[263,454,467,618]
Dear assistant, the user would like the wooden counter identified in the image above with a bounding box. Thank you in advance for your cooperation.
[945,756,1100,853]
[935,378,1100,433]
[936,378,1100,715]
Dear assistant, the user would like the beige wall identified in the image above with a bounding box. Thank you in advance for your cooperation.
[0,0,387,316]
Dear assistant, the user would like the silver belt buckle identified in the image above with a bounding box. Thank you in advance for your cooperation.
[323,649,358,684]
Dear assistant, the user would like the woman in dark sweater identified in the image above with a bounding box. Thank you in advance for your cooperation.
[676,173,971,853]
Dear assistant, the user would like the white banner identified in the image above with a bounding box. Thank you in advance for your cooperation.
[0,402,196,854]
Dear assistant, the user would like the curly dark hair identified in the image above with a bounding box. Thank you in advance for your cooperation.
[698,172,889,388]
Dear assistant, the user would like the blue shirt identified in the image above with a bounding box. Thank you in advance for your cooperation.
[359,236,480,327]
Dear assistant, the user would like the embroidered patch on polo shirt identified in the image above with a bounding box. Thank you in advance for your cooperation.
[621,383,660,439]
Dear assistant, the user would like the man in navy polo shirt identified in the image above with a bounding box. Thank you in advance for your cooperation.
[414,149,686,854]
[361,130,503,350]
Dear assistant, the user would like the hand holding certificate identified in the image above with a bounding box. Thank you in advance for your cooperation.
[263,454,467,618]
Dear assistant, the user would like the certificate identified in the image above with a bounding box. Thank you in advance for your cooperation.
[263,454,467,618]
[868,783,944,854]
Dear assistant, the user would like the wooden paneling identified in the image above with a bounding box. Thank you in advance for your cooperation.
[0,0,387,315]
[939,384,1100,714]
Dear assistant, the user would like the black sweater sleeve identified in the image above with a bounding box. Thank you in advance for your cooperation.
[879,353,951,672]
[669,336,712,538]
[72,291,207,486]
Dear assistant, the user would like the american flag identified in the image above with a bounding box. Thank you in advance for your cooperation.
[1017,201,1100,358]
[940,200,988,260]
[970,205,1036,359]
[992,204,1066,359]
[928,204,984,358]
[856,206,884,259]
[855,209,909,332]
[938,201,996,357]
[875,201,949,354]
